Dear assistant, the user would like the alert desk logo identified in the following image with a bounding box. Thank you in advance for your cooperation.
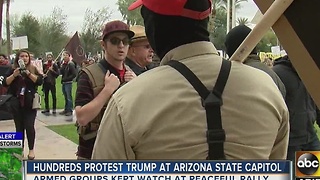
[296,151,320,178]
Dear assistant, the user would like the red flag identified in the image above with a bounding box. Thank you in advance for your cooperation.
[65,31,85,64]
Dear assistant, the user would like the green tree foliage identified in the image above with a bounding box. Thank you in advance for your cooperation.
[6,0,11,55]
[210,5,277,53]
[210,8,227,50]
[237,17,249,26]
[217,0,248,11]
[38,7,69,59]
[12,12,41,56]
[256,29,278,52]
[0,0,4,52]
[11,9,69,58]
[117,0,144,25]
[80,7,112,57]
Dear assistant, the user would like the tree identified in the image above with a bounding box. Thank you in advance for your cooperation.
[38,7,69,58]
[117,0,143,25]
[209,0,247,34]
[0,13,18,52]
[80,7,112,57]
[0,0,3,52]
[210,7,227,50]
[256,29,278,52]
[12,12,41,56]
[237,17,249,26]
[218,0,248,10]
[209,0,225,33]
[218,0,247,32]
[6,0,10,55]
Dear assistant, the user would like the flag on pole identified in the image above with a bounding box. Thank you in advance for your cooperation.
[254,0,320,107]
[65,31,85,65]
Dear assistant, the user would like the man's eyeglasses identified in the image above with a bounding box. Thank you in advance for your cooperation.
[107,37,130,46]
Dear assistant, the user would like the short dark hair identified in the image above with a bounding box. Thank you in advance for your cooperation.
[63,51,71,57]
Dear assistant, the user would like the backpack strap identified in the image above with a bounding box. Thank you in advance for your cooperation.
[82,63,105,97]
[97,61,107,74]
[167,59,231,160]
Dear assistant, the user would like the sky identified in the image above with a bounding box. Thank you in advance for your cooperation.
[8,0,259,35]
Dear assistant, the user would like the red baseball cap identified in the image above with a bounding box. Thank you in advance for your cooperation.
[128,0,212,20]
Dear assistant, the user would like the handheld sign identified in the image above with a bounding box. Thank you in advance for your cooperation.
[229,0,293,62]
[11,36,28,50]
[253,0,320,107]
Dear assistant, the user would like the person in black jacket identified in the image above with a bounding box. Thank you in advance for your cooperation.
[3,50,43,160]
[41,54,59,115]
[273,55,320,161]
[225,25,286,98]
[59,51,77,116]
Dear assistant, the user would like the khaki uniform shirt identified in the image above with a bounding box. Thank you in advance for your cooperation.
[92,42,289,160]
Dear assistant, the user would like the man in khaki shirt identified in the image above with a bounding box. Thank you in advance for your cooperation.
[92,0,289,160]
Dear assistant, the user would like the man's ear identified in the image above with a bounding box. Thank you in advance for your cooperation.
[100,40,106,48]
[129,46,135,56]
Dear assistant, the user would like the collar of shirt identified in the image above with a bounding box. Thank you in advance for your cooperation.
[100,59,126,82]
[125,58,147,75]
[160,41,219,66]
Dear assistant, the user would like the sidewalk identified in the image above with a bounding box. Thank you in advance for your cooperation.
[0,110,78,159]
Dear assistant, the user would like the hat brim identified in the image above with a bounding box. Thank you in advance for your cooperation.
[131,36,148,43]
[128,0,143,11]
[103,30,135,40]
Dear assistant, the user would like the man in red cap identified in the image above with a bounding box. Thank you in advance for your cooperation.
[74,20,136,159]
[92,0,289,160]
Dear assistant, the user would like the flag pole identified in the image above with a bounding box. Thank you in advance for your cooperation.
[231,0,236,28]
[229,0,293,62]
[226,0,231,33]
[54,48,65,63]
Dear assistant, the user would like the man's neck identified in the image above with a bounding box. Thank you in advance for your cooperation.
[127,55,145,68]
[105,55,124,70]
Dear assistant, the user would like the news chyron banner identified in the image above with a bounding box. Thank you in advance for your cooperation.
[0,132,23,179]
[24,161,291,180]
[296,151,320,180]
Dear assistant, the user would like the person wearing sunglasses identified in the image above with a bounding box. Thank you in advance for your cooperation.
[125,25,155,76]
[74,20,136,160]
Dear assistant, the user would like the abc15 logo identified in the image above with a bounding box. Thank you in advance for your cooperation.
[296,151,320,177]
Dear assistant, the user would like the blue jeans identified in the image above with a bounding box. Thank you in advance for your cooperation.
[62,82,73,112]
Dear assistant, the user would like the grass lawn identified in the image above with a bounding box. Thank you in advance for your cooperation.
[47,124,79,145]
[42,76,79,144]
[39,76,77,110]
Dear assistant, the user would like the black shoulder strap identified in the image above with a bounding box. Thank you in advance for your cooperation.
[97,61,107,74]
[167,59,231,160]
